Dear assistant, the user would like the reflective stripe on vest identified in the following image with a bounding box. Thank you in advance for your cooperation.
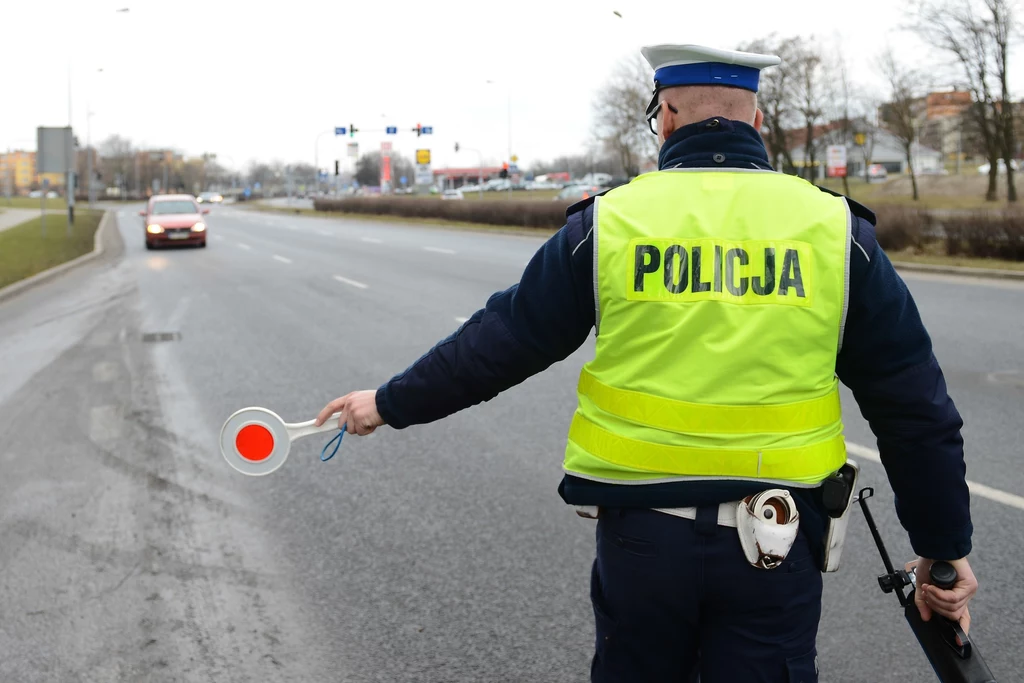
[564,169,851,487]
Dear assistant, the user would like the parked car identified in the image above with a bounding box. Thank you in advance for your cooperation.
[553,185,601,202]
[139,194,209,249]
[977,159,1019,174]
[441,189,464,201]
[867,164,888,182]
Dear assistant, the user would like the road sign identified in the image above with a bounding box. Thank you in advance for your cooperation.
[415,164,432,186]
[400,175,407,186]
[421,126,433,135]
[854,133,867,147]
[335,127,346,135]
[381,141,392,158]
[826,145,847,178]
[42,178,50,188]
[511,155,519,163]
[220,406,343,477]
[347,142,359,158]
[254,182,262,190]
[509,164,519,174]
[416,149,431,165]
[386,126,398,135]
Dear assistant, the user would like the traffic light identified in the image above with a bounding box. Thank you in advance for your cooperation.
[415,123,422,137]
[454,142,460,153]
[335,160,339,176]
[500,162,509,179]
[349,124,357,138]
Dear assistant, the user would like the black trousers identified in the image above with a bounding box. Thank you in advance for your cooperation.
[590,506,822,683]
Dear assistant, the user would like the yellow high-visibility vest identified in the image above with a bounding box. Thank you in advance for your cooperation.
[564,170,850,487]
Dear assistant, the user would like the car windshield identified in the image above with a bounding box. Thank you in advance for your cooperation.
[151,200,197,215]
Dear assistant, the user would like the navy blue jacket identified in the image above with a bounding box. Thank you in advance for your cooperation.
[375,118,971,562]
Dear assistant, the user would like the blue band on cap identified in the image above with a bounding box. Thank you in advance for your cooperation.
[654,63,761,92]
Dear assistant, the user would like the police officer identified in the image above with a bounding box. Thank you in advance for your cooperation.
[316,44,979,682]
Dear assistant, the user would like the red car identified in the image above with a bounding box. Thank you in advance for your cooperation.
[140,194,209,249]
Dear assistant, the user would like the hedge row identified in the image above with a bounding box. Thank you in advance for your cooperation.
[313,197,568,229]
[873,206,1024,261]
[312,198,1023,261]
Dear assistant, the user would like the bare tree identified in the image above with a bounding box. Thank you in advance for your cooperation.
[793,41,828,181]
[827,46,856,194]
[740,35,801,174]
[854,95,884,184]
[878,48,926,200]
[591,55,658,178]
[989,0,1017,201]
[912,0,1016,201]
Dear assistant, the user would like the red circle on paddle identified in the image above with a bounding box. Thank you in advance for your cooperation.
[236,424,275,462]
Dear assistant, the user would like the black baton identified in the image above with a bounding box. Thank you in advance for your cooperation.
[858,487,996,683]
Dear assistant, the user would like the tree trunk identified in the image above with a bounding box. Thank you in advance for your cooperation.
[1003,112,1017,200]
[987,164,999,201]
[906,147,919,201]
[841,173,851,196]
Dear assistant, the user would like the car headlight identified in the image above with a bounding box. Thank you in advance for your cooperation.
[192,222,206,232]
[147,224,164,234]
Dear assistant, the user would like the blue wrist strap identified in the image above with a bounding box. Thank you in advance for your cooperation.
[320,424,346,462]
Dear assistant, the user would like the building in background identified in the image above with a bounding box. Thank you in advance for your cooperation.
[0,150,65,194]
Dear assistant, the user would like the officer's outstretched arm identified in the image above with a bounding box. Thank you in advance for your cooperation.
[319,214,598,432]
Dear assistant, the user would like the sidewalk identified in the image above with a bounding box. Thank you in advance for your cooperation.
[0,208,65,233]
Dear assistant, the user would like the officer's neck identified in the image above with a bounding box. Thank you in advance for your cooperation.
[657,117,772,172]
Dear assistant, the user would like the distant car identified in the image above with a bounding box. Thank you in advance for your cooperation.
[46,190,59,198]
[28,190,43,198]
[553,185,601,202]
[867,164,888,182]
[977,159,1019,174]
[197,191,223,203]
[441,189,464,201]
[139,194,209,249]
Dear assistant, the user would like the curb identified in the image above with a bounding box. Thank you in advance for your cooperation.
[891,260,1024,281]
[0,210,114,304]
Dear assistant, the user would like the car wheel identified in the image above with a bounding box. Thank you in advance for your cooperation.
[199,241,207,248]
[145,241,154,250]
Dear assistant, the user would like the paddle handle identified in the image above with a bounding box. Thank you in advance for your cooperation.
[287,413,344,441]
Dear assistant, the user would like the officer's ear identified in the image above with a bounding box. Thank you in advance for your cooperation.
[660,101,678,142]
[753,107,765,132]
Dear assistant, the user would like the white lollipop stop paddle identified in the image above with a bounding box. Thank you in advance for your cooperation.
[220,406,343,476]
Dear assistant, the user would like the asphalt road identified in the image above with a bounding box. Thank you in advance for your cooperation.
[0,202,1021,682]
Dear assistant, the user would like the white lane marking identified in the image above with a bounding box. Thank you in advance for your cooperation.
[846,442,1024,512]
[455,317,469,324]
[92,361,119,383]
[273,255,293,264]
[361,237,383,244]
[333,275,369,290]
[89,405,122,443]
[238,243,252,251]
[423,246,457,255]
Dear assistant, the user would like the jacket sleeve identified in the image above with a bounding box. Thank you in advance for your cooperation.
[836,214,971,561]
[375,205,597,429]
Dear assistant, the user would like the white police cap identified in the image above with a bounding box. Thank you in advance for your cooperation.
[641,44,782,95]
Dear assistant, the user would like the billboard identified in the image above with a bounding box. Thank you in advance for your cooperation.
[36,127,74,173]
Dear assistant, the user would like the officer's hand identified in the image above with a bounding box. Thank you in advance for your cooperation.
[315,390,384,436]
[906,557,978,634]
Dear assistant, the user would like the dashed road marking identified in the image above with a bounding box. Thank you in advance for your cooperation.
[333,275,369,290]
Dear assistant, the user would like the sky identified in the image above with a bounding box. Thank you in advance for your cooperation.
[3,0,1022,173]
